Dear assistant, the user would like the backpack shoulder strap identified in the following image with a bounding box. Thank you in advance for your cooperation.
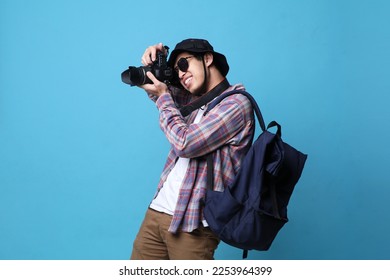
[204,90,266,193]
[204,89,266,132]
[204,90,267,191]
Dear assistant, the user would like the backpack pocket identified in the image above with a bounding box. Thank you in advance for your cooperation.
[220,207,287,251]
[203,186,242,235]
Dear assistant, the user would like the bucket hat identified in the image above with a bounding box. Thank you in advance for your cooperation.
[168,38,229,77]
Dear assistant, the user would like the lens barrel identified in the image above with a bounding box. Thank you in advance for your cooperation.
[121,66,151,86]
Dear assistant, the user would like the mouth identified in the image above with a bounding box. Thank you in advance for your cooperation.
[182,76,193,88]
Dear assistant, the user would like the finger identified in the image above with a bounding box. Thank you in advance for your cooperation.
[141,48,153,65]
[156,42,164,53]
[141,43,165,65]
[150,43,165,62]
[146,72,168,94]
[146,71,159,84]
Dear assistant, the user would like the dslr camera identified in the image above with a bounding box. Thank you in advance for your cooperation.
[121,46,173,86]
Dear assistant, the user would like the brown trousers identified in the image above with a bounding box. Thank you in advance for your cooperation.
[131,208,220,260]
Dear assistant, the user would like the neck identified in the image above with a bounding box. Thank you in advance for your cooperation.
[200,66,225,95]
[205,76,225,93]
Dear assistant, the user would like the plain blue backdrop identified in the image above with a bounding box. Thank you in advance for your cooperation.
[1,0,389,260]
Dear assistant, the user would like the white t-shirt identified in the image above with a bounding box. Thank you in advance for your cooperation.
[150,107,205,215]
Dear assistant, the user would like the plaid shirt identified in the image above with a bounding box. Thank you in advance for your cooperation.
[150,84,254,233]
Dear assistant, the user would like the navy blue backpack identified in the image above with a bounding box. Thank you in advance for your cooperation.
[202,90,308,258]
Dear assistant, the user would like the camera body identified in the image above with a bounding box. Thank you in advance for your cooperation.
[121,48,173,86]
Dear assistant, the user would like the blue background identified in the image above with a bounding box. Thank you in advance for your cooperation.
[1,0,389,260]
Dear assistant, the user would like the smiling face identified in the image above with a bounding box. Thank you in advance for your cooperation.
[174,52,208,95]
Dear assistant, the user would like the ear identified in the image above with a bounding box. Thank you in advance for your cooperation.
[203,52,214,67]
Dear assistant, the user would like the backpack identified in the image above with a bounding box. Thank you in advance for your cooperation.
[202,90,308,258]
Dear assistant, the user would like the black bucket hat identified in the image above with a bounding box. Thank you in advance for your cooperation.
[167,38,229,77]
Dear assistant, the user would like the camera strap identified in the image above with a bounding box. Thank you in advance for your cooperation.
[179,79,230,117]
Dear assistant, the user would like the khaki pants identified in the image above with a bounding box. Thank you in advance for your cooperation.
[131,208,220,260]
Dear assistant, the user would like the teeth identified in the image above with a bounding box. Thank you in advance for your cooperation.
[184,77,192,86]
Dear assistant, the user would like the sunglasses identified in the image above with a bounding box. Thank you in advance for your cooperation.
[174,56,195,73]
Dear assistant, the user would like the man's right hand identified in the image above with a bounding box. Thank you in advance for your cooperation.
[141,42,166,66]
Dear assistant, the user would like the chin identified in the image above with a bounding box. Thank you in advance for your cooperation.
[190,86,203,96]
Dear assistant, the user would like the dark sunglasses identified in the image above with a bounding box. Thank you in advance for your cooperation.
[174,56,195,73]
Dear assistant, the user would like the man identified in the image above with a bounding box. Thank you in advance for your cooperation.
[130,38,254,260]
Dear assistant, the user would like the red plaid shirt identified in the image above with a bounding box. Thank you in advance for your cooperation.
[150,84,254,233]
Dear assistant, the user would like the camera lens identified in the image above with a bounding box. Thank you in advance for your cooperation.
[121,66,151,86]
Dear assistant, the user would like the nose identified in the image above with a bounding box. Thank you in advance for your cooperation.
[179,70,186,80]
